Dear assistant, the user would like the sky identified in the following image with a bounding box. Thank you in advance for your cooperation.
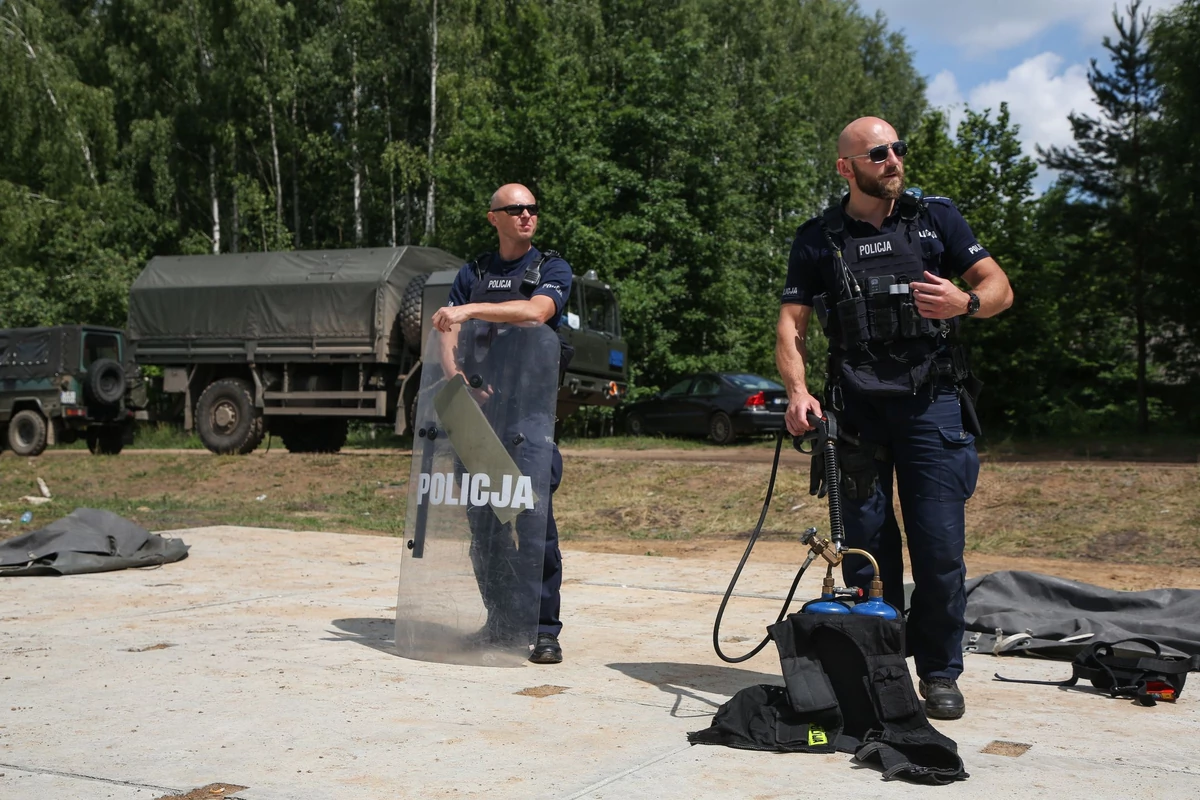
[856,0,1181,190]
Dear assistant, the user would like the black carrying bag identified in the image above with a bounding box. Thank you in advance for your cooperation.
[995,637,1200,706]
[689,613,968,785]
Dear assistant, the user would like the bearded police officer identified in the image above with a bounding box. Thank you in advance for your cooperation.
[431,183,571,665]
[775,117,1013,719]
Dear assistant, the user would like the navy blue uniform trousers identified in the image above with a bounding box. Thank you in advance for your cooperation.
[468,444,563,638]
[838,386,980,680]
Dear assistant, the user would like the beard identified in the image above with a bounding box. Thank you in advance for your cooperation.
[852,161,905,200]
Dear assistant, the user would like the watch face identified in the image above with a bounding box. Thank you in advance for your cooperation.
[968,293,980,315]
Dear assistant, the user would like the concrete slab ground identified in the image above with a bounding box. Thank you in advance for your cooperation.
[2,526,1198,800]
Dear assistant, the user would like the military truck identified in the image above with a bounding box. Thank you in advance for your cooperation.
[0,325,147,457]
[127,246,626,455]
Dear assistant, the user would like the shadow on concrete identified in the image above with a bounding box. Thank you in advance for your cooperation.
[328,617,529,668]
[607,661,783,719]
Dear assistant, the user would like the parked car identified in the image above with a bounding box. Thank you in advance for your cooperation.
[621,372,788,444]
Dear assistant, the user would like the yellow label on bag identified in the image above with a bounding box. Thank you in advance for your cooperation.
[808,726,828,746]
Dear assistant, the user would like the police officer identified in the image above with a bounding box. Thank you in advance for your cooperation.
[775,117,1013,719]
[432,183,571,665]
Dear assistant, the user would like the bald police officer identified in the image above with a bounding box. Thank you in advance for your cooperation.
[432,183,570,664]
[775,117,1013,719]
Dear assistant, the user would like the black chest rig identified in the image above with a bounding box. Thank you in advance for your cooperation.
[461,249,574,390]
[813,196,953,397]
[689,613,968,785]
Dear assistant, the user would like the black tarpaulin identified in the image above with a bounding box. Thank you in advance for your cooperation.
[0,508,189,576]
[963,570,1200,658]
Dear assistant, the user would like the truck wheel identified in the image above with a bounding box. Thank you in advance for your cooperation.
[86,427,124,455]
[709,411,736,445]
[86,358,126,407]
[399,273,429,353]
[8,410,48,457]
[196,378,263,455]
[280,419,348,454]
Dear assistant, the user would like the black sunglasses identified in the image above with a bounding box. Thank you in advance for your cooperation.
[843,140,908,164]
[490,203,540,216]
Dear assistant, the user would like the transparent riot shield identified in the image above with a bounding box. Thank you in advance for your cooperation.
[395,319,560,667]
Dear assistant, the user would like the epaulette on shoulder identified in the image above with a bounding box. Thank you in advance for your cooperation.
[923,195,955,206]
[469,251,493,278]
[795,216,822,236]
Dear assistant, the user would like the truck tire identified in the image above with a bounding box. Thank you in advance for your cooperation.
[86,358,126,407]
[195,378,264,455]
[8,410,48,457]
[86,427,124,455]
[279,419,348,454]
[400,273,429,353]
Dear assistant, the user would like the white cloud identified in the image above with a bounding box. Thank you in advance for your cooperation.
[859,0,1180,56]
[964,52,1099,158]
[923,53,1100,190]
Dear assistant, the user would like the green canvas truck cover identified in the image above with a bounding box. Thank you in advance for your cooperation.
[128,247,464,351]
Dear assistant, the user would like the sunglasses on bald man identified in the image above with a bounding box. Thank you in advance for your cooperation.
[843,140,908,164]
[490,203,540,216]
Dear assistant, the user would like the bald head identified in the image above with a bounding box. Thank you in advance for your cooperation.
[490,183,535,210]
[837,117,898,158]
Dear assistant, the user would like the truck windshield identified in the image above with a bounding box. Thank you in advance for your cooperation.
[84,333,120,367]
[583,285,620,337]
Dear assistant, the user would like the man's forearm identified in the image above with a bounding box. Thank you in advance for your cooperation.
[455,300,547,325]
[969,272,1014,319]
[776,314,810,399]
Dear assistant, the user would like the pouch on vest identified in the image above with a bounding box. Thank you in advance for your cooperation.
[995,637,1200,706]
[689,613,968,785]
[838,351,934,397]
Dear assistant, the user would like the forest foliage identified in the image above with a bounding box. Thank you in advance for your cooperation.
[2,0,1197,435]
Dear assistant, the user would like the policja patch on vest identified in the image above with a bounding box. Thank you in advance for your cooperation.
[688,613,968,785]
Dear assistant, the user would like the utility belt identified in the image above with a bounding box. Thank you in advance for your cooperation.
[826,344,983,438]
[813,276,943,348]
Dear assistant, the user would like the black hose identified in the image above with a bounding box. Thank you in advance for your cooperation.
[712,429,814,664]
[822,439,843,544]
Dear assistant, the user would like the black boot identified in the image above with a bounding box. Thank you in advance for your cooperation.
[530,633,563,664]
[919,677,965,720]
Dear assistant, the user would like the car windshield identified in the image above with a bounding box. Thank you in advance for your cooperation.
[724,373,782,391]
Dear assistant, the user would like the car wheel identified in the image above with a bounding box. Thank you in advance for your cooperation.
[7,409,49,457]
[625,413,647,436]
[195,378,263,455]
[709,411,736,445]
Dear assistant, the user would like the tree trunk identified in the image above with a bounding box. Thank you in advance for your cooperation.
[231,139,241,254]
[351,45,364,246]
[209,144,221,253]
[267,87,284,233]
[424,0,439,239]
[383,73,397,247]
[9,5,98,187]
[291,96,301,248]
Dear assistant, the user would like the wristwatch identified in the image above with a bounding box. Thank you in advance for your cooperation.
[965,291,980,317]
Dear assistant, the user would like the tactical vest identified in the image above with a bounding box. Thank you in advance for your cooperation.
[813,198,953,396]
[689,612,968,785]
[462,249,574,390]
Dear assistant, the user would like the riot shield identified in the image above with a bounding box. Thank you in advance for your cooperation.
[395,319,560,667]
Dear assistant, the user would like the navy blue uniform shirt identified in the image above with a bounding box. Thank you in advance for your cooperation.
[781,196,990,306]
[446,246,573,330]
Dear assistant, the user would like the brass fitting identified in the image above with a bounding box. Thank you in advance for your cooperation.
[807,536,843,567]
